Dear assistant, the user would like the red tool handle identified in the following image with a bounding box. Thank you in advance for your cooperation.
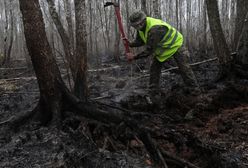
[114,7,130,55]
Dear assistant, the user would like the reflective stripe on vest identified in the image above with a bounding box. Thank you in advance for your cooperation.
[138,17,183,62]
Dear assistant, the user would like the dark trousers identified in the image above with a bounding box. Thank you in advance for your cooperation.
[149,46,199,91]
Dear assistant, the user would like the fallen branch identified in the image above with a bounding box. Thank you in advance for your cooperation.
[88,65,121,72]
[1,91,39,95]
[91,95,112,100]
[0,76,37,81]
[136,57,218,79]
[0,72,70,82]
[0,67,27,70]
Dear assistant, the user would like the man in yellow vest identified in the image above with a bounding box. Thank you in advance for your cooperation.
[127,11,200,100]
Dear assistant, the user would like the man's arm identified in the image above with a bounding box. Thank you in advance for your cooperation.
[129,31,145,47]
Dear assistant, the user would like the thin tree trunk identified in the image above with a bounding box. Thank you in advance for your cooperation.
[97,4,108,53]
[206,0,232,79]
[74,0,89,101]
[141,0,148,15]
[176,0,179,29]
[19,4,32,68]
[5,8,14,65]
[104,6,111,52]
[179,0,183,32]
[203,0,208,53]
[125,0,130,36]
[114,0,120,63]
[233,0,248,49]
[89,1,93,55]
[64,0,75,53]
[186,0,192,50]
[47,0,76,79]
[236,12,248,65]
[3,0,8,66]
[134,0,138,8]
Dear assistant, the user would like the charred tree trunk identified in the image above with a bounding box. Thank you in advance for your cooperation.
[114,17,121,63]
[125,0,131,38]
[5,8,14,65]
[206,0,232,80]
[74,0,89,101]
[203,1,208,54]
[2,0,14,66]
[19,0,65,125]
[186,0,192,50]
[235,12,248,78]
[104,6,111,54]
[97,4,108,53]
[114,0,120,63]
[176,0,179,29]
[64,0,75,53]
[47,0,76,80]
[89,1,93,56]
[3,0,8,66]
[233,0,248,50]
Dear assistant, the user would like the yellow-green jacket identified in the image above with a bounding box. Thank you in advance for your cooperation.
[138,17,183,62]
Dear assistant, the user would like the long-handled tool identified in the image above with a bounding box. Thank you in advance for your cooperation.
[104,2,130,60]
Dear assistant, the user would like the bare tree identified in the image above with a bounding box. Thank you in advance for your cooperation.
[235,12,248,77]
[19,0,67,125]
[141,0,148,15]
[2,0,14,66]
[47,0,76,79]
[114,0,121,63]
[74,0,89,101]
[125,0,131,36]
[202,0,208,53]
[88,1,93,56]
[186,0,192,49]
[64,0,75,52]
[97,3,108,54]
[5,7,14,65]
[233,0,248,49]
[206,0,232,79]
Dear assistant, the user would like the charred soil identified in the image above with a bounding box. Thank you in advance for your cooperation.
[0,60,248,168]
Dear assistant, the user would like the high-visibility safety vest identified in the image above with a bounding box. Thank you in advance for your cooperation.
[138,17,183,62]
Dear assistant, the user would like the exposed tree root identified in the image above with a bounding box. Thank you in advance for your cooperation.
[4,80,246,167]
[61,88,202,167]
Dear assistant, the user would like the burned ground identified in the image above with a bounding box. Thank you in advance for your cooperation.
[0,59,248,168]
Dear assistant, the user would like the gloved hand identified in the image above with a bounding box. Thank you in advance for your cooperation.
[126,52,135,62]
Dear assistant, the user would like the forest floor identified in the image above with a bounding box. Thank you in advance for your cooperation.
[0,58,248,168]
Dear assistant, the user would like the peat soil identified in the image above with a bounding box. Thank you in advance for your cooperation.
[0,59,248,168]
